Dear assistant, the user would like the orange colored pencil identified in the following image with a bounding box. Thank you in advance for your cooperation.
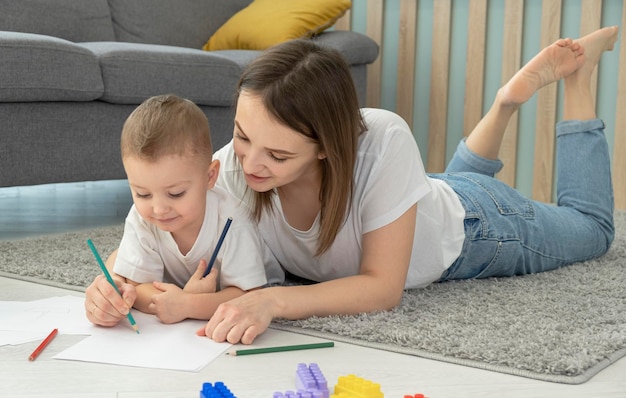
[28,328,58,361]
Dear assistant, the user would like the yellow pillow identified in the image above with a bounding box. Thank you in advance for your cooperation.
[203,0,351,51]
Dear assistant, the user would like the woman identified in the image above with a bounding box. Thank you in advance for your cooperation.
[86,27,618,345]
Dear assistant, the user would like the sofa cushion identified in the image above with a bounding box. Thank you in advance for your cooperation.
[106,0,252,49]
[204,0,351,51]
[314,31,380,66]
[0,32,104,102]
[80,42,259,107]
[0,0,115,42]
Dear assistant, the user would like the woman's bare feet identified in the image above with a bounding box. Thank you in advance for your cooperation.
[464,38,585,160]
[573,26,619,82]
[563,26,619,120]
[465,27,618,160]
[498,38,585,107]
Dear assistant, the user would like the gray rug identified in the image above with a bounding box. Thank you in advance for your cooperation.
[1,213,625,384]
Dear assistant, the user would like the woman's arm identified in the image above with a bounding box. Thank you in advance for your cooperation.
[199,204,417,344]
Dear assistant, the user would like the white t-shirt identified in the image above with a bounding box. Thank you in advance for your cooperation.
[113,186,271,291]
[214,108,466,289]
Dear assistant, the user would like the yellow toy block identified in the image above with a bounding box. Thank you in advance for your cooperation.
[330,374,384,398]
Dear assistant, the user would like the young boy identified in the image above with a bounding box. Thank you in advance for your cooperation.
[93,94,272,325]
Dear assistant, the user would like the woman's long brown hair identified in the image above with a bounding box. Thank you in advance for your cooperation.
[236,39,366,256]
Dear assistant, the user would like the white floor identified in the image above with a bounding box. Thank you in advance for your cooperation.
[1,182,625,397]
[2,277,626,397]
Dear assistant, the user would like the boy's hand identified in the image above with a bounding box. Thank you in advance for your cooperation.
[148,259,218,323]
[183,259,218,294]
[149,282,189,324]
[85,274,136,327]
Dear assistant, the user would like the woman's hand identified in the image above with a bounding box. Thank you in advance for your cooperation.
[196,288,275,344]
[84,274,136,327]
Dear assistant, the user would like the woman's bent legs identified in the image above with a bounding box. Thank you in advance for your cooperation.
[436,119,614,281]
[554,119,614,247]
[445,139,503,176]
[438,27,618,281]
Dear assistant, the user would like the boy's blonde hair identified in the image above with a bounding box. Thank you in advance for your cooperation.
[121,95,213,164]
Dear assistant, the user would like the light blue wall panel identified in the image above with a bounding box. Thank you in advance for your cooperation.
[349,0,622,199]
[380,1,400,111]
[446,1,470,164]
[516,2,543,197]
[412,1,434,163]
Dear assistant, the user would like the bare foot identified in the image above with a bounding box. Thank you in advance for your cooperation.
[563,26,619,120]
[566,26,619,86]
[499,38,585,106]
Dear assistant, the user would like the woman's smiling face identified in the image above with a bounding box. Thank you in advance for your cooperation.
[232,91,325,193]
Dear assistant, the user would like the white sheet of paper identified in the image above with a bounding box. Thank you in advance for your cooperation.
[0,296,94,345]
[0,330,49,346]
[54,310,232,372]
[0,300,42,345]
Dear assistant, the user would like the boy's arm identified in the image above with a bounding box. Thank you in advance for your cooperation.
[130,281,163,315]
[144,259,259,323]
[178,286,250,321]
[149,282,256,323]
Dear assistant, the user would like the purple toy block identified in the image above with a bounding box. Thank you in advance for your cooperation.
[296,363,329,398]
[273,363,330,398]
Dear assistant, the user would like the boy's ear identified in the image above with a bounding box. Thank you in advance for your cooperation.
[207,159,220,189]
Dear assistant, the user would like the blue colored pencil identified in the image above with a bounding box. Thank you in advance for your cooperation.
[87,239,140,334]
[203,217,233,277]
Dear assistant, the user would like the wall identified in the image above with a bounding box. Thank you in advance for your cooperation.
[336,0,625,209]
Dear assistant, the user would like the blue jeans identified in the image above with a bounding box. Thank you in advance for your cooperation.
[433,119,614,281]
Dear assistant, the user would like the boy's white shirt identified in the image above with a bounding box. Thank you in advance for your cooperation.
[214,108,465,289]
[113,185,273,291]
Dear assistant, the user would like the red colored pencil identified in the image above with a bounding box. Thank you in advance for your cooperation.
[28,328,58,361]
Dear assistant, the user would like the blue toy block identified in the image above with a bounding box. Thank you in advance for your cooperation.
[200,381,236,398]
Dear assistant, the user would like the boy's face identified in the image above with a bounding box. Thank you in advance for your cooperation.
[123,154,218,239]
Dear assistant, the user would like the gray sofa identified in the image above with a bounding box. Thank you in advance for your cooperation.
[0,0,379,187]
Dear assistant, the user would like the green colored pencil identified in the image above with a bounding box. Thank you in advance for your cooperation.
[227,341,334,356]
[87,239,140,334]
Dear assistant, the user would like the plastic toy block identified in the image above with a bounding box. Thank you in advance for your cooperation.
[200,381,236,398]
[273,363,330,398]
[330,374,383,398]
[296,363,329,394]
[273,391,325,398]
